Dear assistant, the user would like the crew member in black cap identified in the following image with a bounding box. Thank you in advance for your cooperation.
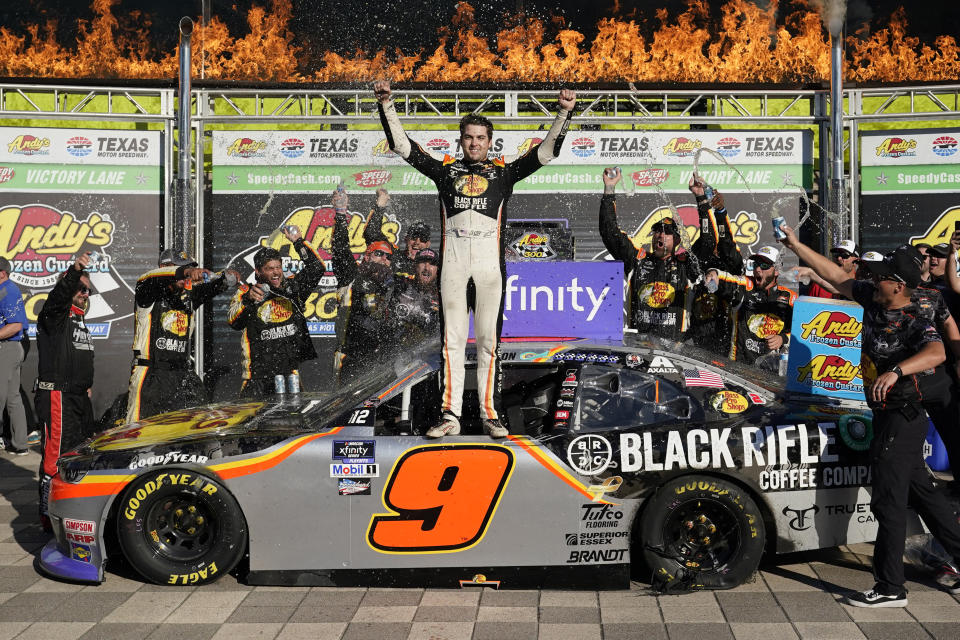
[363,188,432,281]
[390,248,440,350]
[228,226,325,397]
[125,251,241,421]
[779,224,960,608]
[599,167,702,341]
[924,243,960,323]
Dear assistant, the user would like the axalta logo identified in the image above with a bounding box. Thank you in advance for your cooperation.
[716,137,741,158]
[161,310,189,337]
[632,169,669,187]
[279,138,304,159]
[8,134,51,156]
[516,138,543,156]
[353,170,391,188]
[932,136,958,158]
[797,355,861,386]
[65,136,93,158]
[909,206,960,247]
[875,137,917,158]
[226,138,268,158]
[570,137,596,158]
[663,137,702,157]
[0,167,13,184]
[372,139,394,157]
[426,138,450,153]
[799,311,862,347]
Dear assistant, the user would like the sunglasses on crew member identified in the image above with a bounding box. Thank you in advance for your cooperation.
[371,250,392,259]
[753,260,774,270]
[407,232,430,242]
[831,251,854,260]
[77,285,90,294]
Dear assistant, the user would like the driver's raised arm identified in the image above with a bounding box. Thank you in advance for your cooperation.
[375,80,412,160]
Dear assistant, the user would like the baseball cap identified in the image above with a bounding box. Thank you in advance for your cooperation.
[928,243,952,258]
[860,250,883,262]
[862,244,922,288]
[414,248,440,266]
[366,241,393,256]
[253,247,282,270]
[830,240,860,257]
[650,217,681,237]
[749,246,780,266]
[405,220,431,241]
[158,249,198,267]
[0,257,10,274]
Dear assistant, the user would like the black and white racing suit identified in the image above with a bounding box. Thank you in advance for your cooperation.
[377,100,571,420]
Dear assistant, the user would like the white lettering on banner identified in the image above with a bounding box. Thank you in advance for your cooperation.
[619,423,842,476]
[25,169,88,185]
[897,172,960,185]
[504,275,609,322]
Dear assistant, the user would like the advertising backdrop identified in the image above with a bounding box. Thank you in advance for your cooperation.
[0,127,163,416]
[209,129,812,391]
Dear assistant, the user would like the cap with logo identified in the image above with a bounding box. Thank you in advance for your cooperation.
[860,251,883,262]
[158,249,198,267]
[749,245,780,266]
[366,241,394,256]
[414,248,440,266]
[830,239,860,257]
[928,243,953,259]
[405,220,431,241]
[862,244,922,288]
[650,216,681,238]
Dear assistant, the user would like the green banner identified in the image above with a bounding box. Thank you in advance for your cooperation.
[861,165,960,193]
[0,163,162,191]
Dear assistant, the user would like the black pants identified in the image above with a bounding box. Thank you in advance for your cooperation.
[870,402,960,592]
[127,366,206,422]
[919,370,960,475]
[36,389,94,529]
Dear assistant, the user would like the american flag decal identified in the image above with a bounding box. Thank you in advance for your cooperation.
[683,368,725,388]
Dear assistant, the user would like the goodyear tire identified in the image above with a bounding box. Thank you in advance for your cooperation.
[117,470,247,586]
[640,475,765,589]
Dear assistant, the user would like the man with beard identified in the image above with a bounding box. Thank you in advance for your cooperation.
[802,240,859,300]
[363,188,433,282]
[331,186,396,385]
[374,79,575,439]
[390,248,440,349]
[707,245,796,370]
[686,176,743,354]
[228,225,325,397]
[125,250,240,422]
[779,226,960,607]
[36,253,94,531]
[599,168,703,341]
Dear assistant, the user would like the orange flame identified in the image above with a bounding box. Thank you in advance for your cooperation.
[0,0,956,83]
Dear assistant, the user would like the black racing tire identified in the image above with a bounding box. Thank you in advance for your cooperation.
[639,475,765,589]
[116,470,247,586]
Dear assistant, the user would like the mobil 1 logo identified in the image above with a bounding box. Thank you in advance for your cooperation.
[567,435,612,476]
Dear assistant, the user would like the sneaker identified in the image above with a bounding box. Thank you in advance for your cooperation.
[7,448,29,456]
[26,431,40,446]
[482,418,509,439]
[844,586,907,608]
[936,562,960,594]
[426,414,460,439]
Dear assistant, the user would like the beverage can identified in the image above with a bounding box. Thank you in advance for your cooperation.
[286,373,301,394]
[703,184,715,201]
[283,224,298,235]
[202,271,211,283]
[273,374,286,394]
[605,167,620,178]
[772,216,787,240]
[87,251,100,262]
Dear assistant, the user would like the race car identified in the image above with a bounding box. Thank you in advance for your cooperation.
[40,336,891,589]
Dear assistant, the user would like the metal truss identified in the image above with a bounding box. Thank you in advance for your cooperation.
[0,84,175,121]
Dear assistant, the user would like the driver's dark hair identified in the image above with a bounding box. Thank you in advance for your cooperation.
[460,114,493,139]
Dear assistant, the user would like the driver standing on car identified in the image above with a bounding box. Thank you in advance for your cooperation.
[780,226,960,608]
[35,253,95,532]
[374,79,576,439]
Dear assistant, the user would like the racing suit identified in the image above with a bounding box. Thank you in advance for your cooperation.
[599,194,703,341]
[714,273,796,367]
[125,267,230,422]
[378,99,571,420]
[851,280,960,595]
[228,238,324,397]
[332,213,395,384]
[688,196,743,353]
[35,268,94,530]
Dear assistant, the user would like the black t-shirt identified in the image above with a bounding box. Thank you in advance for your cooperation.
[852,280,943,408]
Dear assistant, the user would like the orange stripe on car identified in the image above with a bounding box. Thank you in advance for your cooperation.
[507,435,617,505]
[378,365,428,400]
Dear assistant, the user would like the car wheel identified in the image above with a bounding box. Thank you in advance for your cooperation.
[639,475,765,589]
[116,470,247,586]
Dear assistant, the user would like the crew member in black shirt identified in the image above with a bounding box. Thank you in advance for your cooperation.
[780,226,960,608]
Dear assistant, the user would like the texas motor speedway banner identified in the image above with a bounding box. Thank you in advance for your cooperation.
[209,129,811,390]
[0,127,163,415]
[860,128,960,251]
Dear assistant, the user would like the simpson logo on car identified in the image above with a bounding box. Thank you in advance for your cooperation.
[64,518,95,534]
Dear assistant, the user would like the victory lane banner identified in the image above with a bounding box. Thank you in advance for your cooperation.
[0,126,164,415]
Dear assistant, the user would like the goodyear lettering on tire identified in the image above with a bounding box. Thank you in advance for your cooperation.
[124,473,219,520]
[167,561,219,585]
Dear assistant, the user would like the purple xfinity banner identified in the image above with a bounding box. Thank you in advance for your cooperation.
[470,261,624,340]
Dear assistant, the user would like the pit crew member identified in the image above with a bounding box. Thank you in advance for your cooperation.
[599,167,703,342]
[364,188,432,281]
[125,250,240,421]
[780,227,960,608]
[374,79,576,439]
[35,253,95,531]
[389,248,440,350]
[228,226,325,397]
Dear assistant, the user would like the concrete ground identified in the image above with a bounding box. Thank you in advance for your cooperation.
[3,448,960,640]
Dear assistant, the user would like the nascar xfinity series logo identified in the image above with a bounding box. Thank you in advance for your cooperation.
[0,203,130,338]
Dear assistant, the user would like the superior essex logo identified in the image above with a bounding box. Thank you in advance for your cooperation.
[799,311,862,348]
[0,203,131,338]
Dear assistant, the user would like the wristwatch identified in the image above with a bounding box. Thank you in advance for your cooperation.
[890,365,903,378]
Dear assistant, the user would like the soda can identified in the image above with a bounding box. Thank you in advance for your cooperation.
[703,185,715,201]
[202,271,211,283]
[286,373,301,394]
[87,251,100,262]
[772,216,787,240]
[273,374,286,394]
[283,224,298,235]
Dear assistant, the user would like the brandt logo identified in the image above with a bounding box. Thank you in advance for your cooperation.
[783,505,820,531]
